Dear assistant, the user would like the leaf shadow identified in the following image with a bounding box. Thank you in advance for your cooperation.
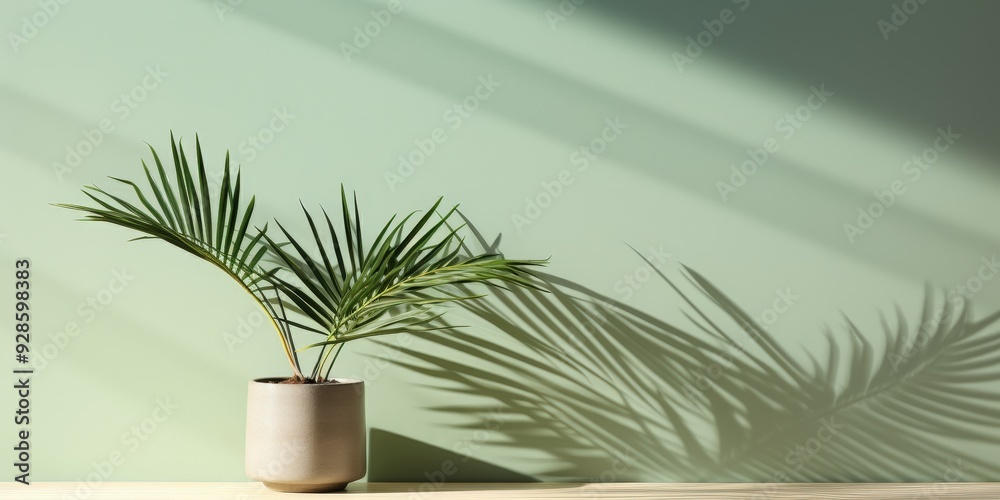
[373,222,1000,482]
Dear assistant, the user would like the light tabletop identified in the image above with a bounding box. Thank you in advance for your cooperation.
[1,482,997,499]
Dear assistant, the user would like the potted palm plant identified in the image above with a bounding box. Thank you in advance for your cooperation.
[58,134,545,492]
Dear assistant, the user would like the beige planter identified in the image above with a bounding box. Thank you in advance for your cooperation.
[245,378,366,492]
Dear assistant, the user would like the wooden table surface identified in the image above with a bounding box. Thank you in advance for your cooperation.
[1,482,997,499]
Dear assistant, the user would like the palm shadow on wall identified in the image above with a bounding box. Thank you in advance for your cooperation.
[372,221,1000,482]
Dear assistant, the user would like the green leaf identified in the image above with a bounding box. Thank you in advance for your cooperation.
[265,191,547,377]
[58,134,305,381]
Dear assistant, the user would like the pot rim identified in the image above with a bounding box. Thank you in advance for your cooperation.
[250,377,364,385]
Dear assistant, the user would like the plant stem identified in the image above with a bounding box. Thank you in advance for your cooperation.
[323,343,346,380]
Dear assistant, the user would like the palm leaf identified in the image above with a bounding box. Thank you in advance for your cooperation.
[57,133,304,380]
[264,187,546,381]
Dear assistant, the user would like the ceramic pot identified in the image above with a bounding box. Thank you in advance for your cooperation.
[245,378,366,492]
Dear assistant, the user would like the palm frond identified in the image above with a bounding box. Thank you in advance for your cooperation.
[59,134,545,383]
[264,188,547,381]
[57,133,304,380]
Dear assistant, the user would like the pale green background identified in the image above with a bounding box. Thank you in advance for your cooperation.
[1,0,999,485]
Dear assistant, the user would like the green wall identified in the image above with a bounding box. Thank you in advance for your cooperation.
[2,0,999,486]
